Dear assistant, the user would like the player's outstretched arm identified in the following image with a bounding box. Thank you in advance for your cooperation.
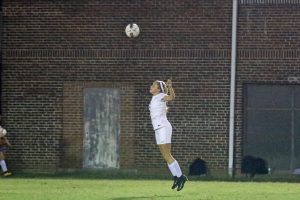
[164,79,175,102]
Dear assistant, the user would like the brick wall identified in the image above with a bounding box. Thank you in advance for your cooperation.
[235,1,300,170]
[1,0,299,175]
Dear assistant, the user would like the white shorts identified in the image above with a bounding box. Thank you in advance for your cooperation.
[154,122,172,145]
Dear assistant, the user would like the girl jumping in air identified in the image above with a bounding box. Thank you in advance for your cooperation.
[149,79,187,191]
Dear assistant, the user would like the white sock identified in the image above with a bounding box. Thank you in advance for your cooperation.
[0,160,8,172]
[168,161,177,177]
[168,160,183,177]
[173,160,183,177]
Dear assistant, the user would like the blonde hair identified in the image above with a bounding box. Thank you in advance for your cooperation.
[156,80,168,94]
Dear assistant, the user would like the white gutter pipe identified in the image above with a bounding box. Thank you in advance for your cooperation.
[228,0,238,177]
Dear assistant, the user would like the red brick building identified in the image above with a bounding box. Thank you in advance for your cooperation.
[1,0,300,175]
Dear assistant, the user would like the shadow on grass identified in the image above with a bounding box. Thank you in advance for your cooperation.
[110,195,179,200]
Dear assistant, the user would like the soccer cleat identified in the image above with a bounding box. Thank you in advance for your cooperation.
[3,171,12,177]
[171,176,179,189]
[176,175,188,191]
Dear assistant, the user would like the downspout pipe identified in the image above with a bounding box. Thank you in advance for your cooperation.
[228,0,238,177]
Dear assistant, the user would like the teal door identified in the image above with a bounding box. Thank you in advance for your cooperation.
[83,88,120,169]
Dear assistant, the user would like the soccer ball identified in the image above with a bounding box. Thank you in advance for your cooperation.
[125,23,140,38]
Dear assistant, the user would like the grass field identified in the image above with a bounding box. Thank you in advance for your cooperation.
[1,176,300,200]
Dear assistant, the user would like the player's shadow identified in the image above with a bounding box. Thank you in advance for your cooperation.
[111,195,179,200]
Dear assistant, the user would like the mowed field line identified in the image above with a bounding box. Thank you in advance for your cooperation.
[0,178,300,200]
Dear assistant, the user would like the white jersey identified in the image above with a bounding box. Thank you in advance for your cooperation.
[149,93,169,130]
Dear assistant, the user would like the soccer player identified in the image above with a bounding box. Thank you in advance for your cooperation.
[0,126,12,177]
[149,79,187,191]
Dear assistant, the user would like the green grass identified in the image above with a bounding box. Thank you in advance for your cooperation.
[1,177,300,200]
